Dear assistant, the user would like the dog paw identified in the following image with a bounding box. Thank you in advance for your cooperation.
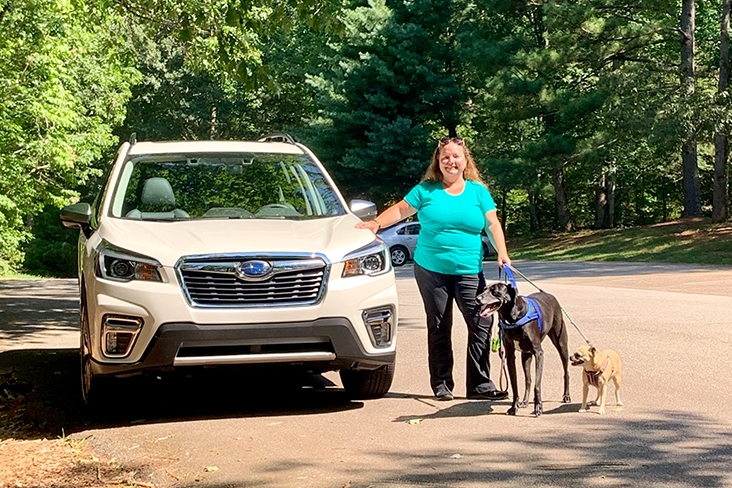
[518,401,528,408]
[507,407,518,416]
[562,395,571,404]
[578,408,587,413]
[598,409,606,415]
[533,406,543,417]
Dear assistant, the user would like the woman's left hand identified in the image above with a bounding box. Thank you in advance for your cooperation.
[497,254,511,268]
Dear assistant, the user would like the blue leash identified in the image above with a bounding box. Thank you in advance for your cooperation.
[500,264,593,346]
[497,266,543,332]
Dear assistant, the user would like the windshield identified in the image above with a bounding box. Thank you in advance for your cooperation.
[110,153,345,220]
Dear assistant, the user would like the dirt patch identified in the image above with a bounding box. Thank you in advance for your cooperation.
[0,370,156,488]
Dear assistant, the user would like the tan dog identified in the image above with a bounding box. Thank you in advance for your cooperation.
[570,345,623,414]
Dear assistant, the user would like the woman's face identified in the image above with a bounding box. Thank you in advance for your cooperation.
[438,141,467,181]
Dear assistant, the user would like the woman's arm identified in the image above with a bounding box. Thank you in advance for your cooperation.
[356,199,417,234]
[485,209,511,267]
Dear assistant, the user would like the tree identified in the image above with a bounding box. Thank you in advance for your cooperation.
[681,0,702,217]
[713,0,730,223]
[0,0,140,271]
[112,0,345,89]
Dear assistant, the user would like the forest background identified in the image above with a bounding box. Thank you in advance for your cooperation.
[1,0,731,276]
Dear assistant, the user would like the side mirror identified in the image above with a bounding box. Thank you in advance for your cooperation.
[349,199,377,220]
[60,202,92,235]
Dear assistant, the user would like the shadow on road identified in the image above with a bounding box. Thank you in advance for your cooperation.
[176,410,732,488]
[373,412,732,487]
[0,280,79,344]
[0,348,362,439]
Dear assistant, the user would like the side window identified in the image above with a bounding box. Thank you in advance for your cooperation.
[407,224,420,235]
[397,227,406,235]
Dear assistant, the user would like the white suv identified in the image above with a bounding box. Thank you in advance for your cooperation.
[61,134,398,404]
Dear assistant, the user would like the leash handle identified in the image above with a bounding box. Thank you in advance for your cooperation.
[501,265,518,289]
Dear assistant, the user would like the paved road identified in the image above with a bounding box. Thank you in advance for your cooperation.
[1,261,732,487]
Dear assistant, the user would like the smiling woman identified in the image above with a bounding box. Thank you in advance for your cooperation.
[357,136,511,402]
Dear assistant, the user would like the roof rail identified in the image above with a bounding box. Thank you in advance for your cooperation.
[258,133,297,145]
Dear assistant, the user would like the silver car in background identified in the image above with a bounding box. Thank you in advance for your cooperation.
[378,222,496,267]
[377,222,421,266]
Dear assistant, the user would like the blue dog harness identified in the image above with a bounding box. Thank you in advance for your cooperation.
[498,296,543,333]
[498,267,544,333]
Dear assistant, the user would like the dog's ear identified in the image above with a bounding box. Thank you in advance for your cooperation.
[589,346,597,354]
[506,283,517,301]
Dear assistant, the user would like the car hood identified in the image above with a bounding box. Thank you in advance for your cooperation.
[96,215,377,266]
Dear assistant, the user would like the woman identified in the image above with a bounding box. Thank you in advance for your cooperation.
[357,137,511,401]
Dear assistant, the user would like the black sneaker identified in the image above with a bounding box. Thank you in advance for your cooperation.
[435,386,454,401]
[467,390,508,401]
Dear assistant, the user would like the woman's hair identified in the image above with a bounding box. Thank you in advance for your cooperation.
[422,137,485,184]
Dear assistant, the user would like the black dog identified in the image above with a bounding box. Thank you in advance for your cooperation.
[477,282,571,416]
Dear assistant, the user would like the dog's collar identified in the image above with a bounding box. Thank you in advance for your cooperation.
[585,355,611,388]
[499,297,543,332]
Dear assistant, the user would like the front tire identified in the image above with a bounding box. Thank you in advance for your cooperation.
[80,291,107,406]
[340,363,395,399]
[390,246,408,266]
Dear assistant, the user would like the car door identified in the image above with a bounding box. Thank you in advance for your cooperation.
[403,223,420,256]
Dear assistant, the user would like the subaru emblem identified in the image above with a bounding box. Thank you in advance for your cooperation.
[235,260,273,281]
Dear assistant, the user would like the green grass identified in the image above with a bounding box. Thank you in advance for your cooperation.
[508,218,732,265]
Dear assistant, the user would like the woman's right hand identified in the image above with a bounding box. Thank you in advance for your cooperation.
[356,219,381,234]
[355,200,416,235]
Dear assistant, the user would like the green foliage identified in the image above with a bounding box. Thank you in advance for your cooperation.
[117,15,332,142]
[22,206,78,277]
[111,0,346,89]
[0,0,140,272]
[4,0,732,277]
[312,0,504,204]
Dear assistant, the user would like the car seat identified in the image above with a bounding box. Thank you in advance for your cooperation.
[125,177,189,219]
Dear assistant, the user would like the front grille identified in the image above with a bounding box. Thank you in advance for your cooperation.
[178,256,328,307]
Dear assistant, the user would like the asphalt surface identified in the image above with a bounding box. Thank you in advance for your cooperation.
[1,260,732,487]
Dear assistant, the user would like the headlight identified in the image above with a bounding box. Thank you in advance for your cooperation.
[342,241,390,277]
[95,240,163,282]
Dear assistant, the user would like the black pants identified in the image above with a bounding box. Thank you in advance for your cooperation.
[414,263,497,396]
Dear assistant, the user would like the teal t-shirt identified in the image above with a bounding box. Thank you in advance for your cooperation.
[404,180,496,275]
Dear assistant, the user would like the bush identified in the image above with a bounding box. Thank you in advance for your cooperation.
[23,206,78,278]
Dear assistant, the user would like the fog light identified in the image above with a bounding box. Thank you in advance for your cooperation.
[363,306,394,348]
[102,315,142,358]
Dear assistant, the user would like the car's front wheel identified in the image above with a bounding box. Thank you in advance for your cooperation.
[389,246,408,266]
[340,363,395,399]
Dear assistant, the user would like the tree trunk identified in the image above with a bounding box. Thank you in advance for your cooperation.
[553,162,573,231]
[210,106,218,140]
[606,164,616,228]
[681,0,702,217]
[594,168,608,229]
[528,189,540,232]
[713,0,731,223]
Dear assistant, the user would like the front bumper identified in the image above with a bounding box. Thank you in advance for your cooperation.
[90,317,396,377]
